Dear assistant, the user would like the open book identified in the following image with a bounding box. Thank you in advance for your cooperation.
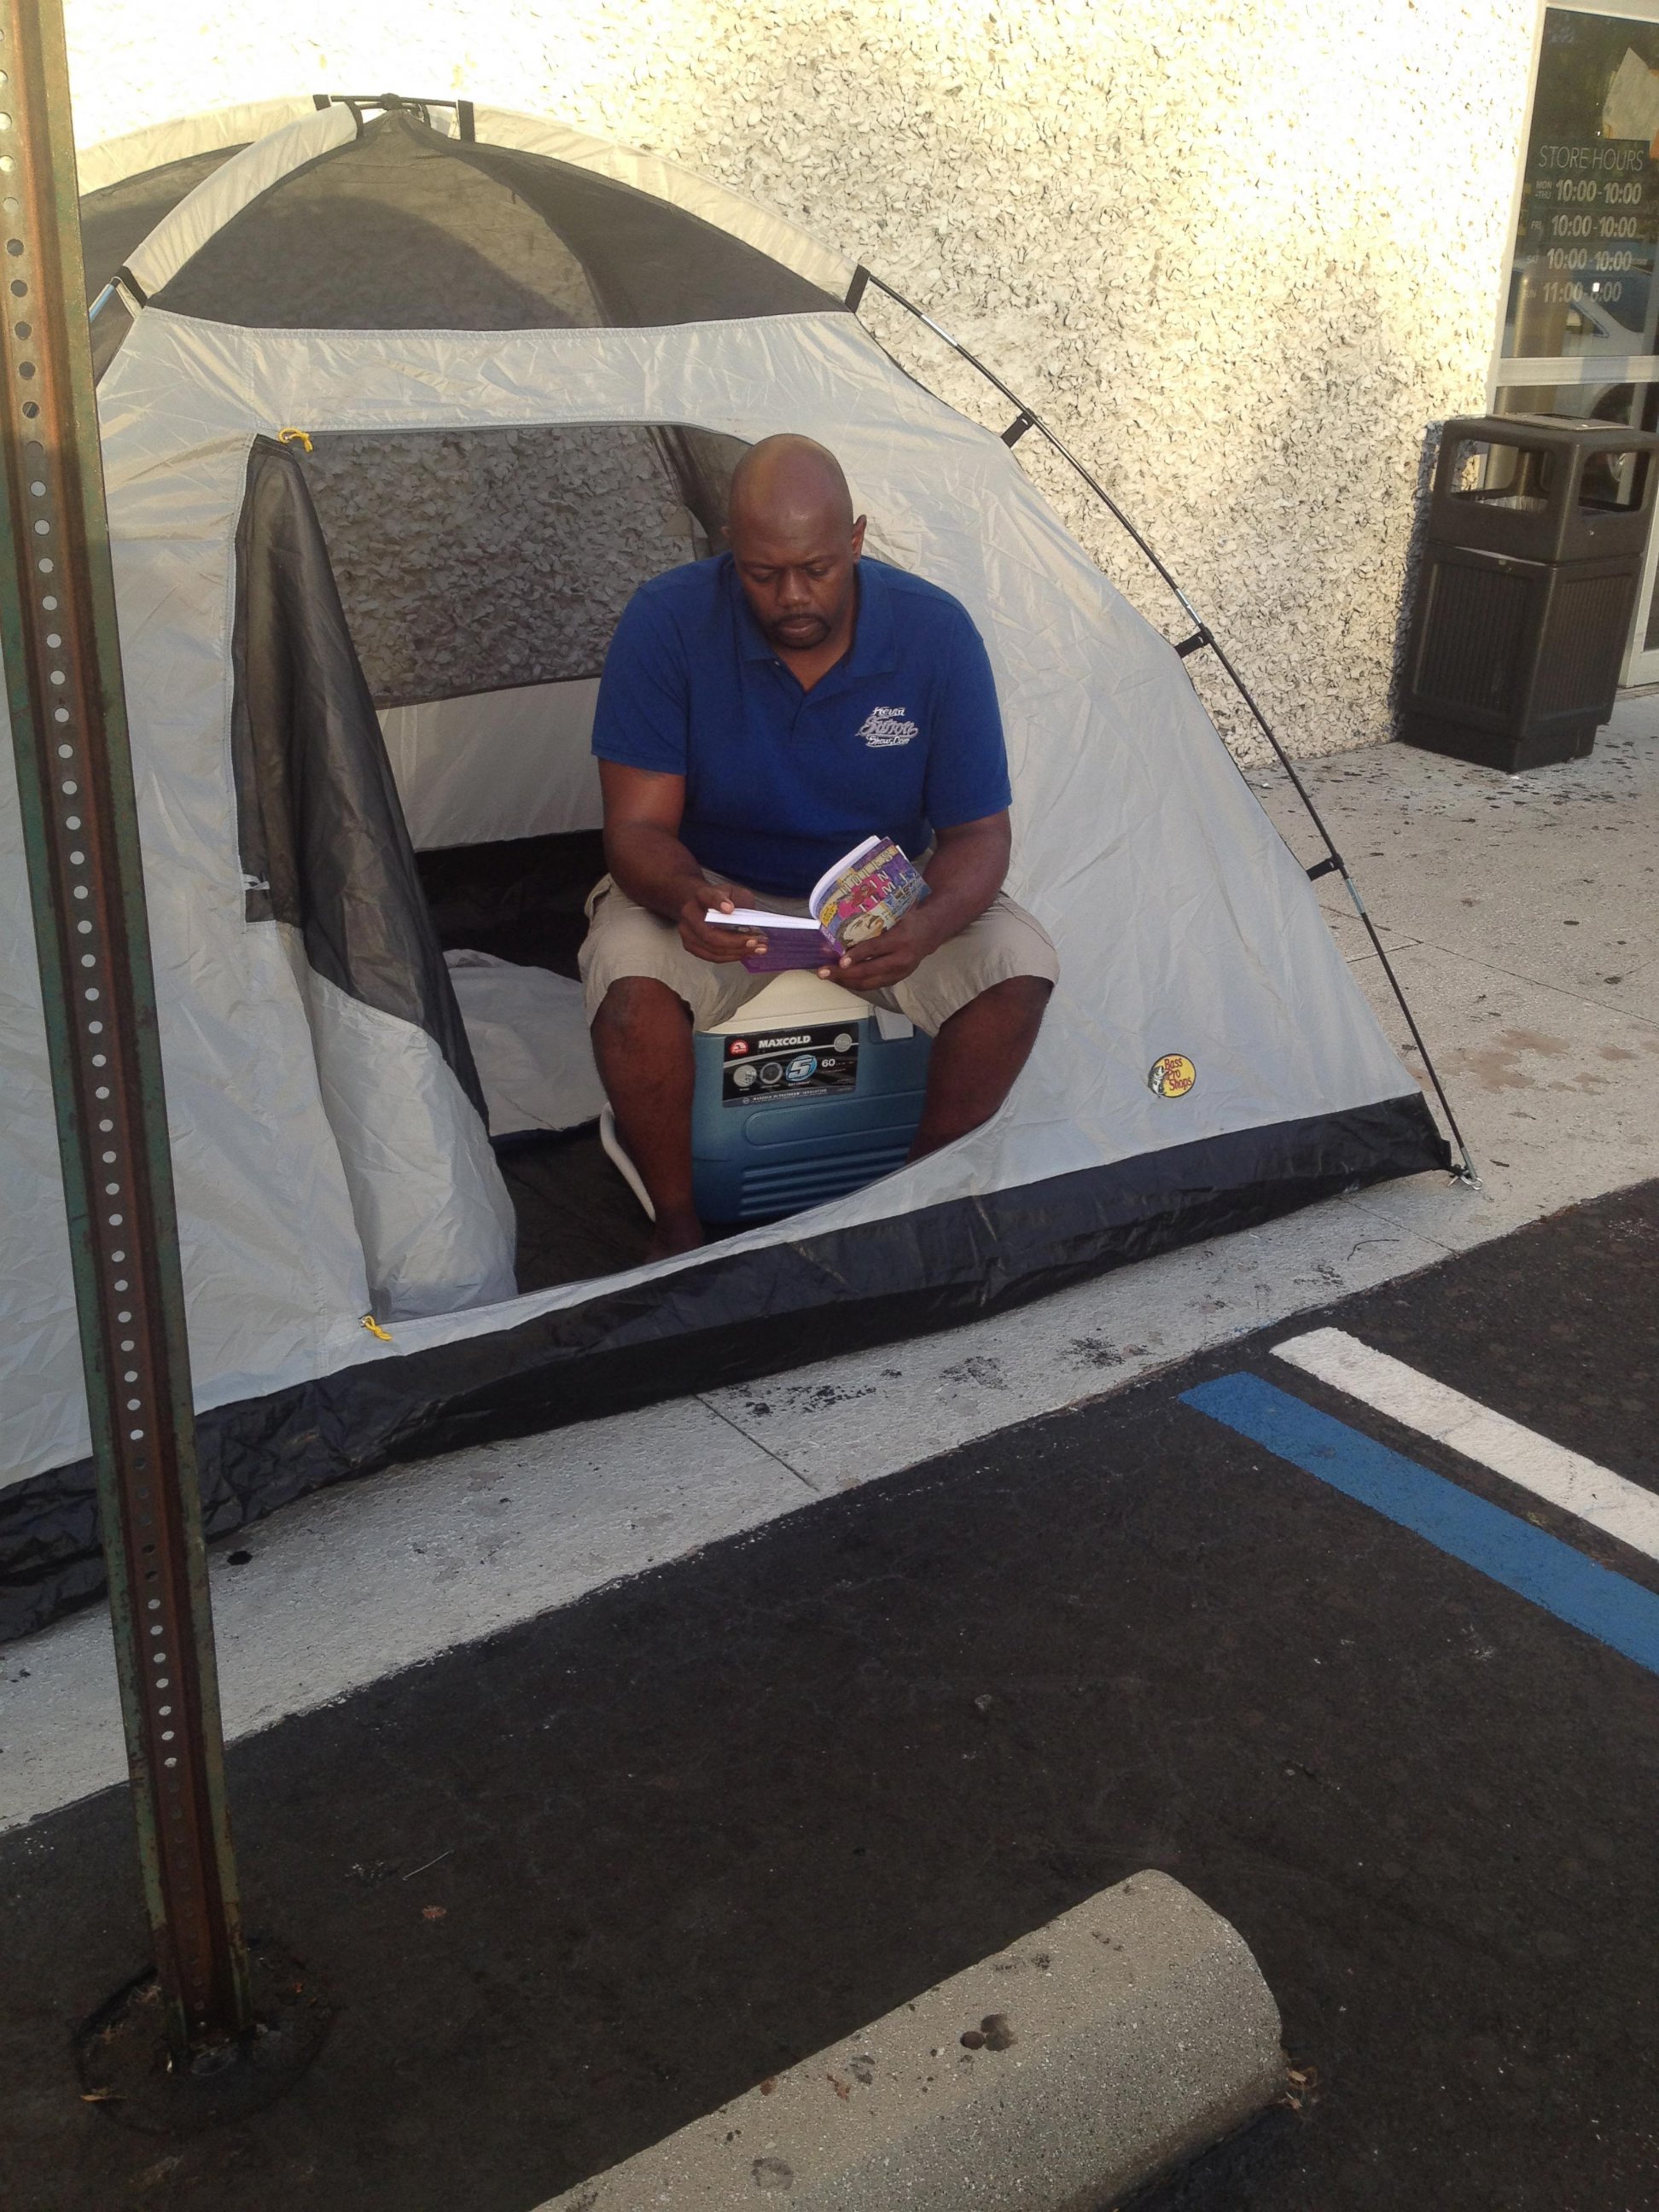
[705,835,930,973]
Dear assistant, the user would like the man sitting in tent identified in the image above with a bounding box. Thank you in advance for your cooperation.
[580,433,1059,1257]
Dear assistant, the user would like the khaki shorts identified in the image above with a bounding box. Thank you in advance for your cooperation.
[579,870,1059,1036]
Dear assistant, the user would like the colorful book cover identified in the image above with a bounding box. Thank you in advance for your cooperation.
[729,931,838,974]
[810,837,928,953]
[705,836,929,973]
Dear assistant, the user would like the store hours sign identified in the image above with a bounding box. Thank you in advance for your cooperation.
[1506,9,1659,361]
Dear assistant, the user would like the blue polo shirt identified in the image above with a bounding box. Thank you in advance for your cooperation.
[590,552,1012,897]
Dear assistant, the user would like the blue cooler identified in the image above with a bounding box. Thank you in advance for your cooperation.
[692,973,933,1221]
[602,972,932,1225]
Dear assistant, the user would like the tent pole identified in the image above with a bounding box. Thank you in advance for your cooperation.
[0,0,252,2056]
[851,266,1479,1187]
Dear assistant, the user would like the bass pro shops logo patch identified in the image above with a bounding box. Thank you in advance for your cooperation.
[1147,1052,1197,1099]
[856,705,918,748]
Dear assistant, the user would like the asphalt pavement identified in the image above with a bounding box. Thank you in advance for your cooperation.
[3,1178,1656,2211]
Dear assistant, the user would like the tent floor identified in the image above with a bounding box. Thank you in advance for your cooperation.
[498,1126,746,1292]
[496,1126,655,1290]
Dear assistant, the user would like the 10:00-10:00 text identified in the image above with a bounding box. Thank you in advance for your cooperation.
[1547,178,1644,205]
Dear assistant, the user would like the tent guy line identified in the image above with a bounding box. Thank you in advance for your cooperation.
[1272,1327,1659,1566]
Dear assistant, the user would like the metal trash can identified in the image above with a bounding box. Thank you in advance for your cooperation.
[1400,414,1659,771]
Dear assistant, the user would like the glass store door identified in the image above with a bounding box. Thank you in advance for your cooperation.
[1493,3,1659,681]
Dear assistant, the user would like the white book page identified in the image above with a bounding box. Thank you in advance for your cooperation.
[702,907,823,930]
[705,835,881,929]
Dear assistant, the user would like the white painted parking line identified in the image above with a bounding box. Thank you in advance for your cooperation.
[1272,1327,1659,1565]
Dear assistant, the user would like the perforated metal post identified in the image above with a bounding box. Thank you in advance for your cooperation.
[0,0,250,2054]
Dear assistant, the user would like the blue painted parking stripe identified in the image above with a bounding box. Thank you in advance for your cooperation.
[1181,1371,1659,1678]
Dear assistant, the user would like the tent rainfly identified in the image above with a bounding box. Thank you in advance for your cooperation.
[0,95,1452,1637]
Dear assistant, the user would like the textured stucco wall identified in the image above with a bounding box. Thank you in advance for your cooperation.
[305,427,705,705]
[66,0,1539,759]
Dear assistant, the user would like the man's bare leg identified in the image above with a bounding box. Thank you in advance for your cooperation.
[591,977,705,1258]
[908,975,1052,1161]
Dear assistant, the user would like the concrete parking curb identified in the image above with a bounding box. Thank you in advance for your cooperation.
[538,1870,1285,2209]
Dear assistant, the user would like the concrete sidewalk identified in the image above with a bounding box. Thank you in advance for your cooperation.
[4,708,1658,1826]
[1255,696,1658,1240]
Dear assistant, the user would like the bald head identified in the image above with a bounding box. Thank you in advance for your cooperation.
[728,434,856,539]
[725,434,866,660]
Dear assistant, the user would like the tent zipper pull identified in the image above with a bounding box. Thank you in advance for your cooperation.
[279,427,314,452]
[360,1314,393,1342]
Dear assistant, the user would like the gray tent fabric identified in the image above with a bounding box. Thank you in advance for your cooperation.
[79,145,246,298]
[141,112,843,335]
[154,115,603,332]
[230,433,515,1321]
[234,435,486,1120]
[0,99,1451,1634]
[82,145,241,374]
[444,131,841,326]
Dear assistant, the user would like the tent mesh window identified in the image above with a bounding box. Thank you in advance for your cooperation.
[79,146,246,295]
[300,422,748,706]
[148,112,840,331]
[82,146,248,376]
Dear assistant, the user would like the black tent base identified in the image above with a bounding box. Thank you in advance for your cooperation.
[0,1096,1448,1642]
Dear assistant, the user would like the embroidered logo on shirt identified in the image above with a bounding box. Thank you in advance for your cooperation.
[857,705,918,748]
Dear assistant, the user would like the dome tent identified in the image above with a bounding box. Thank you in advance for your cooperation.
[0,95,1450,1635]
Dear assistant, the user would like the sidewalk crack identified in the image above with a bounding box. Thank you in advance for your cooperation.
[1394,939,1659,1028]
[697,1395,819,1493]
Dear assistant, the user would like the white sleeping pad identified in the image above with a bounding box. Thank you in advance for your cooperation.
[445,951,608,1138]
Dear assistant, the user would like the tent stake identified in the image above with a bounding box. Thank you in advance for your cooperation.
[0,0,252,2058]
[851,265,1479,1187]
